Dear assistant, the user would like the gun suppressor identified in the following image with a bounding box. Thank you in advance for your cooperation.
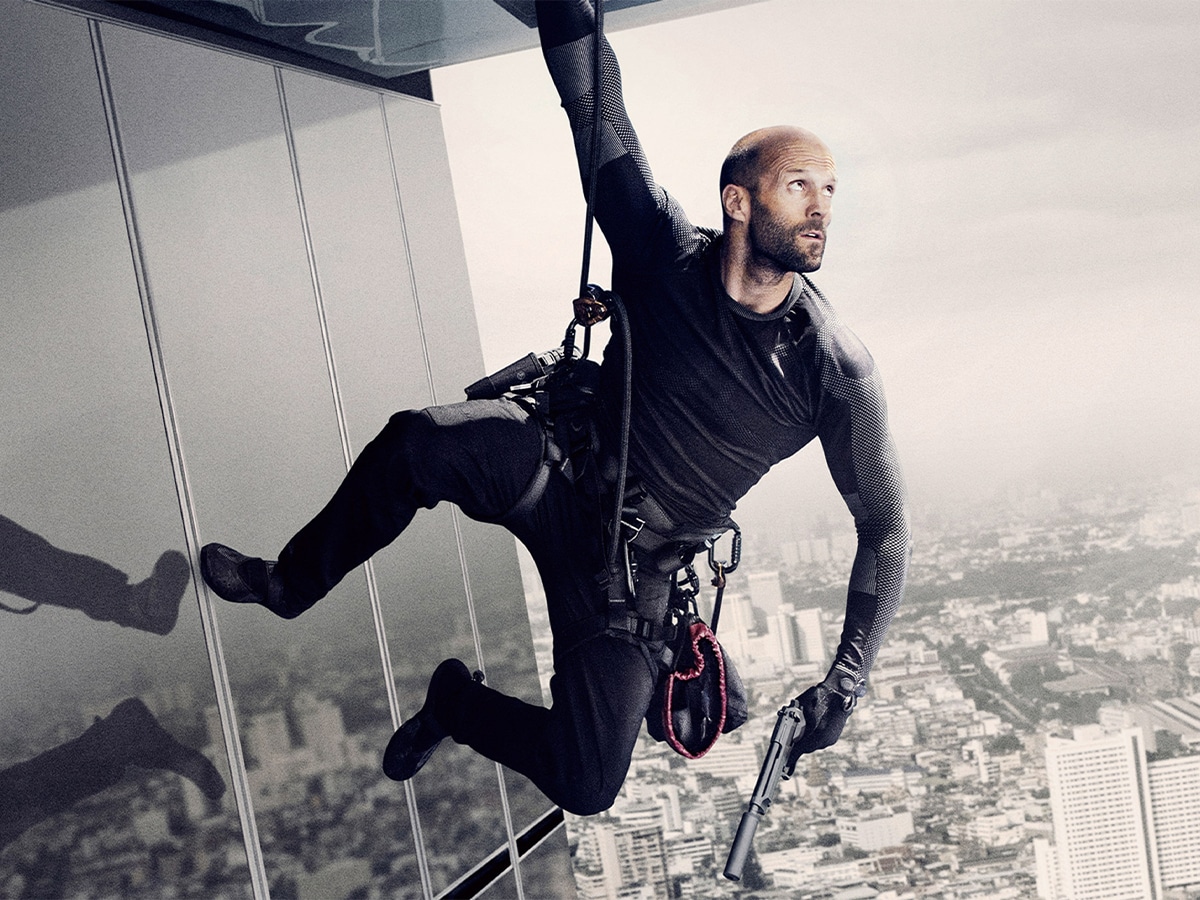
[723,808,762,882]
[723,702,805,882]
[465,348,564,400]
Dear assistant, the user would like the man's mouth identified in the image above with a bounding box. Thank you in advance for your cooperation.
[801,230,824,241]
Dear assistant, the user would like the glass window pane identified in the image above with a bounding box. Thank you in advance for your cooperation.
[283,71,517,892]
[381,94,554,841]
[98,24,416,897]
[0,7,249,898]
[517,817,578,899]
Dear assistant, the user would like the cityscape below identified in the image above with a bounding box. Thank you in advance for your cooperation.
[522,471,1200,899]
[4,470,1200,899]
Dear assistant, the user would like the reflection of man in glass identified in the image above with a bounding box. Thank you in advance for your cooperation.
[201,0,910,815]
[0,698,225,853]
[0,517,224,849]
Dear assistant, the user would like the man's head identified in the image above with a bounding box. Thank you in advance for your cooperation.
[720,126,837,275]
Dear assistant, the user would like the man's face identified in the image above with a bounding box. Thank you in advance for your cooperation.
[746,138,837,274]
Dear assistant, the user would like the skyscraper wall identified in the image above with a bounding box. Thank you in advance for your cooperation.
[1146,755,1200,889]
[1045,728,1161,900]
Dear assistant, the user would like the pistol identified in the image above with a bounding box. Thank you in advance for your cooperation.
[723,699,806,881]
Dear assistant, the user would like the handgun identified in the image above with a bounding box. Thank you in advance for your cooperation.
[723,699,806,881]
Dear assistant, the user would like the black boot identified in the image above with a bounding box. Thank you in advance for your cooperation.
[199,543,307,619]
[105,698,226,801]
[382,659,475,781]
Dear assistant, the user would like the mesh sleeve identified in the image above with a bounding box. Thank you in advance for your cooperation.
[812,320,912,682]
[536,0,670,261]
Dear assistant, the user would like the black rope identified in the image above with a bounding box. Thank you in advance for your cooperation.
[578,0,605,301]
[580,0,630,572]
[564,0,630,571]
[607,296,631,571]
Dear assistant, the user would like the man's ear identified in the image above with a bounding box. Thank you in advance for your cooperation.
[722,183,751,224]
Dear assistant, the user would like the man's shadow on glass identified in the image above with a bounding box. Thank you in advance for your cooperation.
[0,514,226,852]
[0,513,189,635]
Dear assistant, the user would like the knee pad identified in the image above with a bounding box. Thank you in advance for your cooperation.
[559,780,621,817]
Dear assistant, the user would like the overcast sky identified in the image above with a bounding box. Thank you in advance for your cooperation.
[432,0,1200,529]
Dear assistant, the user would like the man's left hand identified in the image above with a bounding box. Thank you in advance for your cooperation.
[787,667,864,769]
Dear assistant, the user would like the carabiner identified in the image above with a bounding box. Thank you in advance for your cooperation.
[563,284,612,362]
[707,525,742,580]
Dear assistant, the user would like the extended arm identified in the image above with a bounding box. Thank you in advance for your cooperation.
[535,0,672,263]
[792,323,911,760]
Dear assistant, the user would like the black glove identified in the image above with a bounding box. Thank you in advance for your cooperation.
[787,666,866,769]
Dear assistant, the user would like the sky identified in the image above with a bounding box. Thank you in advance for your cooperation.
[432,0,1200,531]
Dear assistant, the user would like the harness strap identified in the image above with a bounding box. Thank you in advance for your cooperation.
[557,604,681,669]
[498,423,563,526]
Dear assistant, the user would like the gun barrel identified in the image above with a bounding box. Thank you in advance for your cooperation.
[722,701,805,882]
[723,808,761,881]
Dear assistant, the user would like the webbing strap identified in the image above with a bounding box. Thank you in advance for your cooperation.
[0,599,39,615]
[498,425,562,526]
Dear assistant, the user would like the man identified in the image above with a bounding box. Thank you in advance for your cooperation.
[200,0,910,815]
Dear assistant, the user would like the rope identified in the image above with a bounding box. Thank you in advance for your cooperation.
[578,0,605,301]
[607,296,631,570]
[561,0,629,572]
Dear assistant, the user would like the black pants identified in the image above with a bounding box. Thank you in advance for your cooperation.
[276,399,657,815]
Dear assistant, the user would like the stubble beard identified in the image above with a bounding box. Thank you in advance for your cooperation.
[749,207,825,275]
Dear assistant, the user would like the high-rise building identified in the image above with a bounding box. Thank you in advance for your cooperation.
[1044,727,1161,899]
[578,820,670,900]
[792,606,826,667]
[293,691,349,766]
[719,591,753,665]
[747,570,785,617]
[688,737,759,784]
[1146,755,1200,890]
[245,710,292,763]
[836,806,914,852]
[769,604,825,669]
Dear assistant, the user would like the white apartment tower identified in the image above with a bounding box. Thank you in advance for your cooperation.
[791,606,826,668]
[747,570,785,617]
[1146,755,1200,889]
[1045,727,1180,899]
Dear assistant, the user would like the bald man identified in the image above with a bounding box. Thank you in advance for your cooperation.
[200,0,910,814]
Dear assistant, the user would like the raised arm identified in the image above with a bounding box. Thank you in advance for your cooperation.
[535,0,673,264]
[791,321,911,760]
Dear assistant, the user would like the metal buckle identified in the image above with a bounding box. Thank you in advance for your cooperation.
[620,515,646,543]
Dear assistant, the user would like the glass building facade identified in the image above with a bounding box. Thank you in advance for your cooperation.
[0,3,575,897]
